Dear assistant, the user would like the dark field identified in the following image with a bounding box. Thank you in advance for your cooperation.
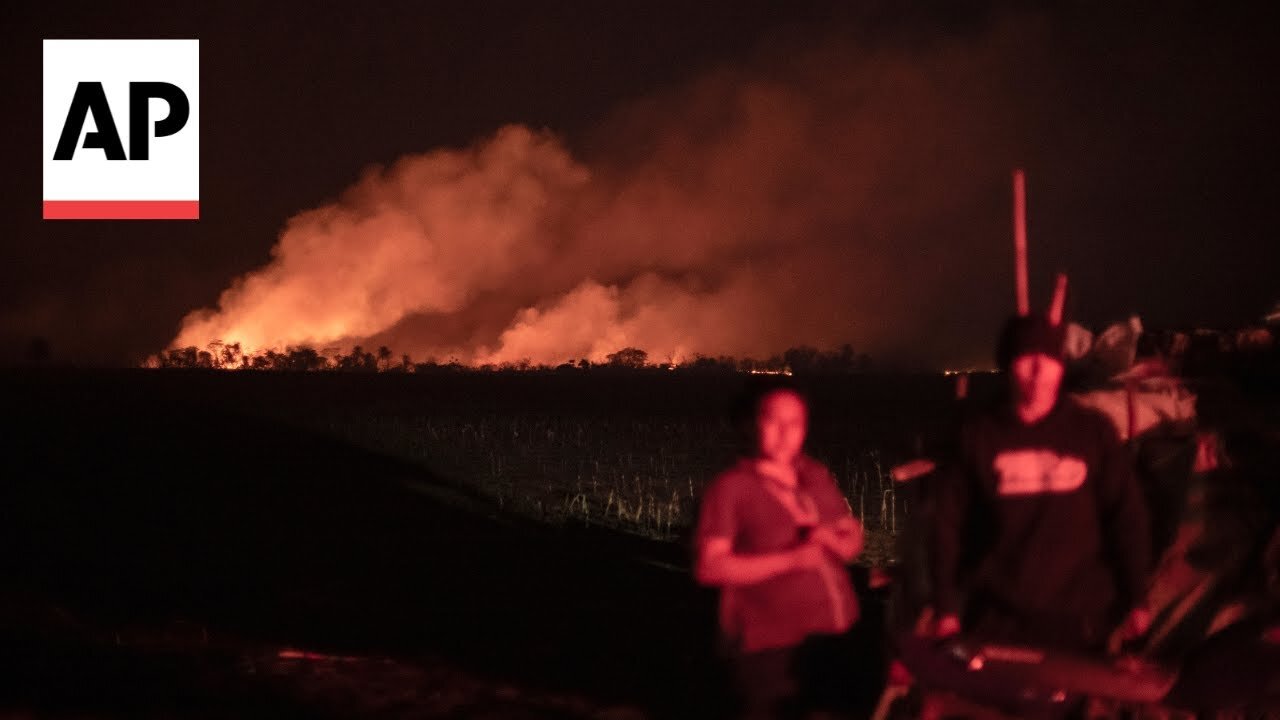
[1,369,970,718]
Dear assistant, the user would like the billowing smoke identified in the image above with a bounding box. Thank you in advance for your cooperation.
[174,126,592,360]
[172,17,1047,367]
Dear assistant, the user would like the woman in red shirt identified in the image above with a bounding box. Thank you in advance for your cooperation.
[695,381,863,718]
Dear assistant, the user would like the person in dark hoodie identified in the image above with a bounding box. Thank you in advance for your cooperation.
[931,314,1153,652]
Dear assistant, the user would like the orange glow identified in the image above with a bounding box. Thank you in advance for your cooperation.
[167,32,1052,368]
[277,648,362,662]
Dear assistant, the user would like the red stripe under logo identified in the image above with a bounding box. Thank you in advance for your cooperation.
[43,200,200,220]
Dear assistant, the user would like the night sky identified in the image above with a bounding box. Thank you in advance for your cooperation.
[3,1,1276,368]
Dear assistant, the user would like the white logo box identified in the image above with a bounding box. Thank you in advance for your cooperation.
[43,39,199,220]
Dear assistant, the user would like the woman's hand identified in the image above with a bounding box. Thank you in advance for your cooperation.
[811,516,863,563]
[792,539,829,571]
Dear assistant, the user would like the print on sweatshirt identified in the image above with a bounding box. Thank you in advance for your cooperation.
[993,449,1088,495]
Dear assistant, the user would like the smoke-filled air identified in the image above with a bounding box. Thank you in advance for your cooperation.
[171,18,1058,368]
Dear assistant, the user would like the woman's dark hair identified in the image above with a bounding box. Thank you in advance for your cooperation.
[728,375,811,454]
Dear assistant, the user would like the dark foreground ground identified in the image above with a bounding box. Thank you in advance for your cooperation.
[1,370,907,719]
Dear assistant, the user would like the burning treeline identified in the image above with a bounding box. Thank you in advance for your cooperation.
[168,17,1084,369]
[150,341,870,375]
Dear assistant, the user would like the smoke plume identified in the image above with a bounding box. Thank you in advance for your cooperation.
[172,17,1050,368]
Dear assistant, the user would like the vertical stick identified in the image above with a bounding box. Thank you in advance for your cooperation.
[1013,169,1029,316]
[1048,273,1069,326]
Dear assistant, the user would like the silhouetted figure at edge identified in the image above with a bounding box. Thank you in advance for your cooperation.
[931,314,1154,657]
[694,379,864,719]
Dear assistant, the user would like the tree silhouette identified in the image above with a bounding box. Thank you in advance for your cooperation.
[284,347,327,371]
[783,346,821,374]
[337,346,378,372]
[606,347,648,368]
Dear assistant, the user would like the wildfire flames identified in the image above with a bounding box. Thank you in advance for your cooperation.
[170,24,1037,368]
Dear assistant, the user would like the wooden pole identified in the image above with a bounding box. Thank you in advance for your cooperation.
[1013,169,1029,316]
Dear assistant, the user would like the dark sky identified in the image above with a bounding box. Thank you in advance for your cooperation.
[2,1,1276,368]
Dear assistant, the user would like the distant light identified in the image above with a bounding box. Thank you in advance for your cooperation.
[943,368,997,376]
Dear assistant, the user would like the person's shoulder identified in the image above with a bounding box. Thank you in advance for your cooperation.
[794,454,829,473]
[705,458,756,496]
[795,455,850,514]
[795,455,835,481]
[796,456,845,501]
[1061,396,1124,442]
